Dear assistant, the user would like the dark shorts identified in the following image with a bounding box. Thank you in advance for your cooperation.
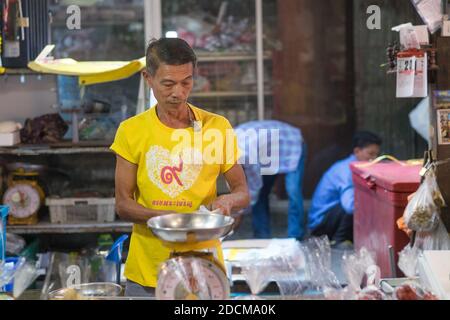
[310,204,353,244]
[124,280,156,297]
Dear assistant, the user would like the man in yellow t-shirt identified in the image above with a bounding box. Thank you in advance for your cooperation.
[110,38,250,297]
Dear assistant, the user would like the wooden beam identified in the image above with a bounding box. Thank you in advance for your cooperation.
[433,36,450,232]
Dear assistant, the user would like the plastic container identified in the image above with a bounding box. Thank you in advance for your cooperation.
[1,257,19,293]
[350,162,422,278]
[1,206,9,262]
[46,198,116,224]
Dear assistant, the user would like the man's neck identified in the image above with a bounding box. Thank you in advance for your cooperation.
[156,103,191,129]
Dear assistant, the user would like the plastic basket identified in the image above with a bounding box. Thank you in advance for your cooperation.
[46,198,116,224]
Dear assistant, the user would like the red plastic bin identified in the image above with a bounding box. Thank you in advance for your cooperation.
[350,161,422,278]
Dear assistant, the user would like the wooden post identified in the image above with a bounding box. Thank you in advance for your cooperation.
[431,36,450,232]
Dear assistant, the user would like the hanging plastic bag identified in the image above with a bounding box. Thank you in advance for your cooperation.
[426,169,446,208]
[403,170,441,232]
[414,217,450,251]
[398,244,421,278]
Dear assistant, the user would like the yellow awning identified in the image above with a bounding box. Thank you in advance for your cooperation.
[28,57,146,86]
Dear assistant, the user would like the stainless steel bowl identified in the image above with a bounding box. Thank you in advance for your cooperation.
[48,282,123,300]
[147,213,235,243]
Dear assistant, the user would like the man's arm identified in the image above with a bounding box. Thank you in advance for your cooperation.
[115,155,173,224]
[211,164,250,216]
[340,186,354,214]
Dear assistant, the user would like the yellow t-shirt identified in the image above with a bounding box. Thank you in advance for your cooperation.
[110,104,239,288]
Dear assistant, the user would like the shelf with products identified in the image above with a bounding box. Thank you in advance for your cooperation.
[0,141,113,156]
[189,95,274,127]
[160,0,276,122]
[192,57,273,105]
[7,221,132,235]
[0,68,45,76]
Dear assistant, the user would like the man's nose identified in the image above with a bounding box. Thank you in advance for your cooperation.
[172,84,186,98]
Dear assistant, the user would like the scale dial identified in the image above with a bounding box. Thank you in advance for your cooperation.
[3,183,42,219]
[156,256,229,300]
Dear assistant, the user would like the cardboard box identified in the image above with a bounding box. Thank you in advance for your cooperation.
[0,131,20,146]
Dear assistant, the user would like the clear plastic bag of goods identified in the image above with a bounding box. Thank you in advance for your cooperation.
[240,258,275,297]
[12,259,39,299]
[0,257,26,288]
[426,169,446,208]
[338,247,387,300]
[267,240,307,297]
[237,239,307,298]
[414,217,450,251]
[342,247,376,292]
[398,244,421,278]
[5,233,26,256]
[0,256,39,299]
[403,170,443,232]
[300,236,341,293]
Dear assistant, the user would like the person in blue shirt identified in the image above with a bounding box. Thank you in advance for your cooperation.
[308,131,382,247]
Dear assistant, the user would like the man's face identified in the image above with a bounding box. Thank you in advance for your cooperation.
[354,144,380,162]
[144,63,194,109]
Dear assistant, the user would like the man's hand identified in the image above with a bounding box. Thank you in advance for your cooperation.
[210,164,250,216]
[115,155,178,224]
[211,195,234,216]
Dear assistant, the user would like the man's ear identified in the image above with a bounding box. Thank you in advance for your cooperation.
[142,70,153,88]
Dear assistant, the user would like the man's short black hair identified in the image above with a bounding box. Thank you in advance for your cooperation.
[352,131,382,149]
[145,38,197,76]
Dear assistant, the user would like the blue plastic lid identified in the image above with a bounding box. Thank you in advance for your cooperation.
[0,206,9,219]
[106,235,129,264]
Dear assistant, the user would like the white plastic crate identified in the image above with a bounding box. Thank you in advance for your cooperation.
[46,197,116,224]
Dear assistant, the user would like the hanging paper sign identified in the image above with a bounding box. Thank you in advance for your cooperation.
[397,53,417,98]
[396,50,428,98]
[412,51,428,98]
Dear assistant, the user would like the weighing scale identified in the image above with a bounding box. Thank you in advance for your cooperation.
[3,169,45,225]
[148,213,234,300]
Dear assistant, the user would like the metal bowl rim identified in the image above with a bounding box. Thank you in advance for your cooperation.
[48,282,123,296]
[147,214,235,232]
